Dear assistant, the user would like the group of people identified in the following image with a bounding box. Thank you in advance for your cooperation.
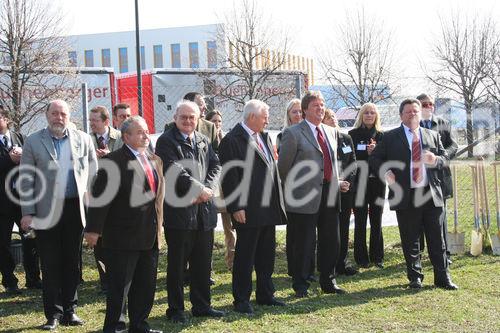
[0,90,458,332]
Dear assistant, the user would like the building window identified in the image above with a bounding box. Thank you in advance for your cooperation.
[101,48,111,67]
[153,44,163,68]
[84,50,94,67]
[207,41,217,68]
[68,51,77,66]
[189,42,199,68]
[118,47,128,73]
[171,43,181,68]
[140,46,146,70]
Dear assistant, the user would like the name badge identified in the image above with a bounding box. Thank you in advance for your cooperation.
[357,144,367,151]
[342,146,353,154]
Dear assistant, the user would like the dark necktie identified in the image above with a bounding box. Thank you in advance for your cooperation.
[411,129,422,183]
[425,120,432,129]
[253,133,268,161]
[2,136,8,148]
[316,127,332,182]
[97,136,106,149]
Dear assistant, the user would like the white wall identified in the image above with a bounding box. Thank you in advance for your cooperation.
[66,24,220,73]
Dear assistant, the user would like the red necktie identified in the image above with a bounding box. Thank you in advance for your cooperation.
[411,129,422,183]
[139,153,156,193]
[253,133,268,161]
[316,127,332,182]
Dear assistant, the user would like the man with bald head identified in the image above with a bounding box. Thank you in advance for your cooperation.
[19,100,97,330]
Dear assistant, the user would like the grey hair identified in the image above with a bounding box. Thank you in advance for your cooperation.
[243,99,269,121]
[121,115,147,135]
[46,99,70,113]
[416,93,434,103]
[175,99,200,117]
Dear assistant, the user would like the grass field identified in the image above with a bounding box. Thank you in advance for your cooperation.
[1,225,499,333]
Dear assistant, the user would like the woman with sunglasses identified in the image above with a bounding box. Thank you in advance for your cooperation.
[348,103,385,269]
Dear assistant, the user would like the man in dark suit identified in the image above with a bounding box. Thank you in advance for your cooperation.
[156,100,223,323]
[417,93,458,262]
[0,106,40,294]
[369,98,458,290]
[218,99,287,314]
[278,91,349,297]
[85,116,164,333]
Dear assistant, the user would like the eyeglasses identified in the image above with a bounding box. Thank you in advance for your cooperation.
[421,102,434,108]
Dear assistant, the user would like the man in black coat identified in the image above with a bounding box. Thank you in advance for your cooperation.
[369,99,458,290]
[85,116,164,333]
[155,100,223,323]
[0,107,40,294]
[417,93,458,262]
[219,99,287,314]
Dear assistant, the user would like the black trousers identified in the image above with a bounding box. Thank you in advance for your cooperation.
[0,205,40,288]
[165,228,213,314]
[395,188,449,283]
[35,199,83,320]
[353,177,385,265]
[336,191,354,272]
[420,199,450,257]
[233,225,276,305]
[288,182,340,293]
[103,245,158,333]
[286,224,315,278]
[93,238,108,290]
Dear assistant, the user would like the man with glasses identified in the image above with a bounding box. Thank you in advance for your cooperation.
[112,103,132,130]
[416,94,458,264]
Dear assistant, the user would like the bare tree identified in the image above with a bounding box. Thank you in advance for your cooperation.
[426,12,499,157]
[317,7,398,109]
[206,0,295,108]
[0,0,77,131]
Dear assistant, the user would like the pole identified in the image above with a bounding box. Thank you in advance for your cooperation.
[135,0,143,116]
[81,83,89,134]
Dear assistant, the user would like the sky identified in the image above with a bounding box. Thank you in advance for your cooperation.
[54,0,500,85]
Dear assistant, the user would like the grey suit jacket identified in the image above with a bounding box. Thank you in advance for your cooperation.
[368,125,448,210]
[91,126,123,153]
[278,120,341,214]
[20,127,97,229]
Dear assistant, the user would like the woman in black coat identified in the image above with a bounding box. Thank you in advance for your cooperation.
[348,103,385,268]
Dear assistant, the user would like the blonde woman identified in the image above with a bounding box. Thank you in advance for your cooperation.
[276,98,302,151]
[348,103,385,269]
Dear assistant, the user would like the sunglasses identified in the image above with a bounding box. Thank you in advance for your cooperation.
[421,102,434,108]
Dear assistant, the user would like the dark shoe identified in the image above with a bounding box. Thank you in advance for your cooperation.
[145,330,163,333]
[342,266,359,276]
[294,290,309,298]
[409,278,423,289]
[374,262,384,269]
[257,298,286,306]
[192,307,225,318]
[322,283,346,294]
[61,313,84,326]
[26,280,42,290]
[5,285,22,295]
[166,310,187,323]
[358,262,370,268]
[234,302,254,314]
[209,277,216,286]
[306,274,317,282]
[435,281,458,290]
[41,319,59,330]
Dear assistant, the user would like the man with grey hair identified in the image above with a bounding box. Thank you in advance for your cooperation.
[156,100,223,323]
[20,99,97,330]
[219,99,287,314]
[85,115,164,333]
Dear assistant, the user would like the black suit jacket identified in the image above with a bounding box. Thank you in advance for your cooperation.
[336,132,357,189]
[86,146,161,250]
[0,131,24,211]
[369,125,448,210]
[155,125,221,231]
[218,123,287,229]
[420,116,458,198]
